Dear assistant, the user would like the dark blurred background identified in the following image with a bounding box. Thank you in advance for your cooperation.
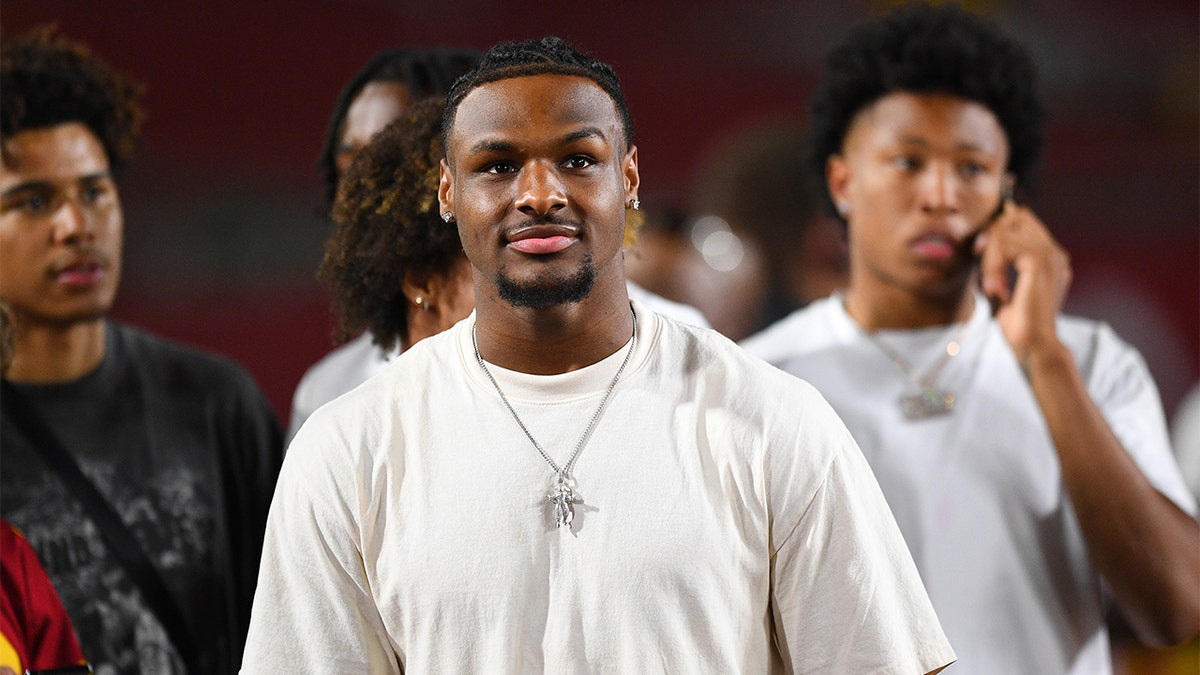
[3,0,1196,424]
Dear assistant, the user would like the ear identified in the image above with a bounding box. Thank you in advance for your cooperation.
[438,158,454,218]
[826,153,852,217]
[622,145,640,203]
[401,268,433,309]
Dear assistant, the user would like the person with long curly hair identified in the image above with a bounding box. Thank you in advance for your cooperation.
[286,49,479,442]
[743,4,1199,672]
[319,95,475,380]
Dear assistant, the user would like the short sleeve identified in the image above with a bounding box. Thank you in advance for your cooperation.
[770,421,955,673]
[1082,322,1197,517]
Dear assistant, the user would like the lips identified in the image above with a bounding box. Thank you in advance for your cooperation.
[910,232,959,261]
[52,257,107,289]
[505,224,578,255]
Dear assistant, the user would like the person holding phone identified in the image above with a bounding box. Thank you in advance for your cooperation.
[742,4,1199,673]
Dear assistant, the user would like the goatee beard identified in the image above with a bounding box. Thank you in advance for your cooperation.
[495,253,596,310]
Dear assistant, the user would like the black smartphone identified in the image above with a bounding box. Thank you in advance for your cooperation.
[982,186,1017,315]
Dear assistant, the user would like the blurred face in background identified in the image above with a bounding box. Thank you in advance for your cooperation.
[335,81,414,178]
[828,91,1010,302]
[0,122,123,328]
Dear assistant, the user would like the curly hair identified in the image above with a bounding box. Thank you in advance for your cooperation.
[443,36,634,156]
[320,97,462,351]
[807,2,1044,217]
[1,26,144,171]
[317,48,479,214]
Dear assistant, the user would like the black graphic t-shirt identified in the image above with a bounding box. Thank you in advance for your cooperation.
[2,322,283,674]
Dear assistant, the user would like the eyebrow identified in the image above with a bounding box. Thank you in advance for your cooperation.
[465,127,609,156]
[562,127,607,144]
[1,171,112,200]
[897,135,993,154]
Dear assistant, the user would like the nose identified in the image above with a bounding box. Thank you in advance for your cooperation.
[514,161,567,217]
[919,162,959,215]
[51,198,93,245]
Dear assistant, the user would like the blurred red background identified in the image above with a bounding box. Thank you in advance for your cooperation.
[3,0,1196,423]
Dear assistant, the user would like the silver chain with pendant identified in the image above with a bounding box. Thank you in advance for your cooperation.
[863,320,969,420]
[472,308,637,528]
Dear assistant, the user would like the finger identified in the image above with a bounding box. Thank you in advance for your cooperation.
[977,208,1017,304]
[973,198,1014,256]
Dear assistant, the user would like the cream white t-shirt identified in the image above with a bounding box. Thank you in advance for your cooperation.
[285,281,709,444]
[243,301,953,673]
[742,292,1197,675]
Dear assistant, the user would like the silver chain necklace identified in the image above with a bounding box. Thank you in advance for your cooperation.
[863,320,969,420]
[472,308,637,529]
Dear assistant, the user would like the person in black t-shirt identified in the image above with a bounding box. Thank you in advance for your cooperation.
[0,27,283,673]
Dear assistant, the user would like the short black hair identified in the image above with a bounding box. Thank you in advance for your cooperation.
[808,2,1044,217]
[1,26,144,170]
[317,47,479,212]
[442,36,634,156]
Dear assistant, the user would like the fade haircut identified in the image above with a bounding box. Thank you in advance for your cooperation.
[808,2,1045,218]
[442,36,634,157]
[320,97,462,351]
[1,26,144,170]
[317,47,479,212]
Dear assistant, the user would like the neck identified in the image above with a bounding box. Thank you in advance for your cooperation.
[844,279,976,331]
[403,307,444,352]
[6,317,107,383]
[474,274,633,375]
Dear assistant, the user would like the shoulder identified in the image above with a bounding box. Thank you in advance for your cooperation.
[292,334,395,408]
[649,306,837,424]
[287,325,463,481]
[625,280,710,328]
[304,322,458,429]
[109,322,273,414]
[1054,314,1148,381]
[658,314,862,513]
[740,296,842,364]
[113,322,255,384]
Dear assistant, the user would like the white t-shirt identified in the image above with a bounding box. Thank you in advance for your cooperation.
[285,281,709,443]
[742,292,1197,675]
[243,301,954,673]
[1170,383,1200,502]
[286,332,399,443]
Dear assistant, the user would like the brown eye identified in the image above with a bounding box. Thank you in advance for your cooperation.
[959,162,986,178]
[19,194,48,213]
[81,184,107,203]
[563,156,594,169]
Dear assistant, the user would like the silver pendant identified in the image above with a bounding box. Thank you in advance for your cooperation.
[547,478,580,528]
[900,388,955,420]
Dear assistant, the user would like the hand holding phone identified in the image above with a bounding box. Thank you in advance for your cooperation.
[972,195,1072,368]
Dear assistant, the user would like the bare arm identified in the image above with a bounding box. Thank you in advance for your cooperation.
[976,202,1200,646]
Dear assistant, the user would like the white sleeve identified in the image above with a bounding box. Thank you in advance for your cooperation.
[240,428,399,673]
[769,396,956,674]
[1085,322,1198,517]
[284,368,318,447]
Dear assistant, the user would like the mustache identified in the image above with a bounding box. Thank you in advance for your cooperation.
[513,213,577,229]
[50,245,112,272]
